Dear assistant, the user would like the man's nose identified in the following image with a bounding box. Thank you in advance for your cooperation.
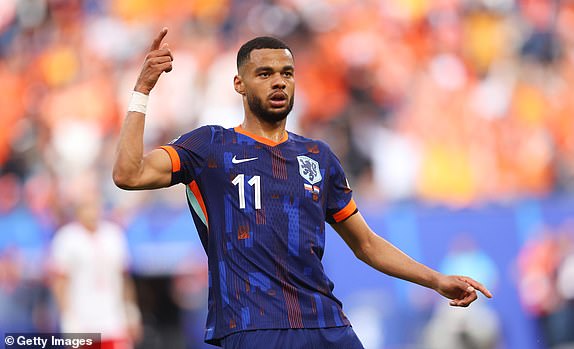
[271,74,286,89]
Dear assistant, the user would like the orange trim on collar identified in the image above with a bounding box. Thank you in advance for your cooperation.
[234,125,288,147]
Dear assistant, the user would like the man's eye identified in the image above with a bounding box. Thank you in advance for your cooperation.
[258,72,269,78]
[283,72,293,77]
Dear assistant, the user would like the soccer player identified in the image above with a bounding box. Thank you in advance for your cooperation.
[113,28,492,348]
[50,195,142,349]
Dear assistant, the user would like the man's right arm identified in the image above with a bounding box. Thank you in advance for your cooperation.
[113,28,174,190]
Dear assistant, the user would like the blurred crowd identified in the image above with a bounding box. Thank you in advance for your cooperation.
[1,0,574,210]
[517,223,574,349]
[2,0,574,348]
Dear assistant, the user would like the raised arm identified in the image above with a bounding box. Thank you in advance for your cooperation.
[332,212,493,307]
[113,28,174,190]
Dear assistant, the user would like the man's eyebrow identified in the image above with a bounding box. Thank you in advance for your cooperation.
[254,65,294,73]
[254,66,273,73]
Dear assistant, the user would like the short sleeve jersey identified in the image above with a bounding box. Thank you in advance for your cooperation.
[161,125,358,345]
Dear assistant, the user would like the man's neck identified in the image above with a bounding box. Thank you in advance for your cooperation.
[240,117,287,143]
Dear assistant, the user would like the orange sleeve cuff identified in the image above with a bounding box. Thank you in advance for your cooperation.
[159,145,181,172]
[332,198,358,223]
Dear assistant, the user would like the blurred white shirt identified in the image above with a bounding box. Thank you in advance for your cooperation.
[51,221,129,340]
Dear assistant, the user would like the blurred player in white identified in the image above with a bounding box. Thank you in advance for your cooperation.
[50,195,141,349]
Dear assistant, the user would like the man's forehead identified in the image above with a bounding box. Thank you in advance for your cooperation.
[247,48,294,67]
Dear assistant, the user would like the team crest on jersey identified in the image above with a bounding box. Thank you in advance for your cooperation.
[297,155,322,184]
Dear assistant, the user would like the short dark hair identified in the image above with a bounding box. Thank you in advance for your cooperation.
[237,36,292,71]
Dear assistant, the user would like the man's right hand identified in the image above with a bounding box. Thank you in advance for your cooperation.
[134,27,173,95]
[113,27,174,190]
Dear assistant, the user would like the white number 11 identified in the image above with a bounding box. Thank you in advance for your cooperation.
[232,174,261,210]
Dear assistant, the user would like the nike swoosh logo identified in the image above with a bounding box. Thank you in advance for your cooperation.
[232,155,258,164]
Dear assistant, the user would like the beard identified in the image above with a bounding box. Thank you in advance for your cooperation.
[247,93,294,123]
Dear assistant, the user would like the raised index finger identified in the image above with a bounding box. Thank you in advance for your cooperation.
[150,27,168,52]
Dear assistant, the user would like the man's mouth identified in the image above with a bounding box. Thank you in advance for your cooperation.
[269,92,288,108]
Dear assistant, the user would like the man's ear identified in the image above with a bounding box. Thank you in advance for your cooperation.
[234,75,245,95]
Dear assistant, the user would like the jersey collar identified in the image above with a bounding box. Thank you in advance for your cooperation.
[234,125,289,147]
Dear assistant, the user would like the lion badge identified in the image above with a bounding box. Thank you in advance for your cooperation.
[297,156,322,185]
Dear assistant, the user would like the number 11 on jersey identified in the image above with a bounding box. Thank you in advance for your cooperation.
[232,174,261,210]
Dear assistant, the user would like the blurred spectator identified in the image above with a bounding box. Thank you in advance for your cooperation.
[555,227,574,348]
[553,226,574,349]
[0,173,53,333]
[516,223,574,349]
[49,194,142,349]
[422,234,501,349]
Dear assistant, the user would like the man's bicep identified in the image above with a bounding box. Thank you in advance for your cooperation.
[137,148,174,189]
[331,212,372,256]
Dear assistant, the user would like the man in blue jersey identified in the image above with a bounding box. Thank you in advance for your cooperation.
[113,28,492,348]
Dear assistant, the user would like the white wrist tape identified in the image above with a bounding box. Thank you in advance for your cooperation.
[128,91,149,114]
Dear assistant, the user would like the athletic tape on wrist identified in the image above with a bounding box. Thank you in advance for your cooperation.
[128,91,149,114]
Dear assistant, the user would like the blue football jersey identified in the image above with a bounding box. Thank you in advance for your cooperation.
[161,125,358,345]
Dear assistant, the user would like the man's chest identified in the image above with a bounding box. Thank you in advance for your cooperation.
[201,144,327,210]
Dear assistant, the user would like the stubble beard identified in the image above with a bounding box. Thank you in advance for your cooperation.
[247,93,294,124]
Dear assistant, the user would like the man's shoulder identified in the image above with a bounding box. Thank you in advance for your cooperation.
[168,125,220,146]
[55,222,83,236]
[99,221,125,237]
[184,125,236,137]
[287,132,333,153]
[52,222,86,248]
[287,131,320,144]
